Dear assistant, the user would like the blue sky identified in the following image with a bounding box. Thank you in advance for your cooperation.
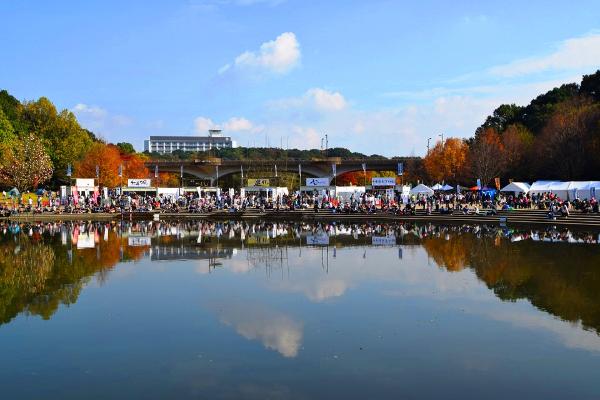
[1,0,600,155]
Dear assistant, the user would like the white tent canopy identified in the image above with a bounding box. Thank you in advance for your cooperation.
[431,183,443,190]
[530,180,600,200]
[442,184,454,191]
[409,184,434,196]
[500,182,530,194]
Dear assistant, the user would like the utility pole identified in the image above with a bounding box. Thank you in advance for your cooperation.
[325,134,328,156]
[427,137,432,155]
[439,133,444,146]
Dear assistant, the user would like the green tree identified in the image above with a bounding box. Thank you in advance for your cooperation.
[117,142,135,154]
[0,108,16,144]
[581,69,600,102]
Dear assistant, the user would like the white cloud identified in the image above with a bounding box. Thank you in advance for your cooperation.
[220,32,300,75]
[306,88,347,111]
[223,117,254,131]
[193,116,217,133]
[194,115,262,134]
[71,103,133,142]
[269,87,347,113]
[489,33,600,77]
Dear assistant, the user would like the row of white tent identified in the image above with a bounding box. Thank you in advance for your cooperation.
[500,181,600,200]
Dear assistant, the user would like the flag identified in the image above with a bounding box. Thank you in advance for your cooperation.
[361,163,366,173]
[66,164,72,177]
[95,165,99,178]
[275,165,278,177]
[397,162,403,176]
[332,163,337,177]
[180,164,183,178]
[154,165,158,178]
[118,164,123,177]
[476,178,481,189]
[494,177,501,190]
[240,165,244,179]
[298,163,302,175]
[216,165,219,179]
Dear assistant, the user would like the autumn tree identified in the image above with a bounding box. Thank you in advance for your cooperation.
[470,127,505,187]
[423,138,469,184]
[75,142,149,187]
[0,133,54,191]
[534,99,600,179]
[500,124,534,180]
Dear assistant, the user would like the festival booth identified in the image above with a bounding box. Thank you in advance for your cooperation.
[121,179,156,195]
[241,179,288,201]
[442,184,454,191]
[366,177,397,206]
[157,187,182,202]
[192,186,221,198]
[300,178,333,197]
[431,183,443,191]
[500,182,530,194]
[409,184,434,196]
[333,186,366,203]
[70,178,100,205]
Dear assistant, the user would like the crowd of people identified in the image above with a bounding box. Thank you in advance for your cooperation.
[1,188,599,218]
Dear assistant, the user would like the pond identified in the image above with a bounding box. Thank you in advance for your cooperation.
[1,220,600,399]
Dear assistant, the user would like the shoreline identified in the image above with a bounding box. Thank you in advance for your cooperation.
[3,209,600,229]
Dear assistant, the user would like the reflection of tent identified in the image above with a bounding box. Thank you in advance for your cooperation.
[409,184,434,196]
[8,188,20,197]
[35,188,45,195]
[500,182,530,194]
[442,184,454,191]
[431,183,443,190]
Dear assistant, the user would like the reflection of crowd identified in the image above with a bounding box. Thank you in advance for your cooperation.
[2,219,599,246]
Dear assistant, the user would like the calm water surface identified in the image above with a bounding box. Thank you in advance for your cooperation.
[1,220,600,399]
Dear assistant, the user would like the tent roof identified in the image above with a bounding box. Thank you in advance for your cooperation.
[431,183,443,190]
[409,184,434,195]
[530,181,570,191]
[441,184,454,191]
[500,182,530,193]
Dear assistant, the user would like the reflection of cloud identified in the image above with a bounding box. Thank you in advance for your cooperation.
[215,302,303,357]
[479,307,600,353]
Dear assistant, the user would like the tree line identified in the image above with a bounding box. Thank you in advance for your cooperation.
[422,70,600,187]
[0,91,147,192]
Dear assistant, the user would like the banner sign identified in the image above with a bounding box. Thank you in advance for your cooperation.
[372,236,397,246]
[332,164,337,177]
[397,162,404,176]
[75,178,95,189]
[306,234,330,245]
[128,179,152,188]
[372,177,396,186]
[476,178,481,189]
[128,237,152,246]
[306,178,330,187]
[494,177,501,190]
[247,178,270,187]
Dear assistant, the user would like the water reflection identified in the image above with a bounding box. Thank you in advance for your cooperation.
[1,220,599,339]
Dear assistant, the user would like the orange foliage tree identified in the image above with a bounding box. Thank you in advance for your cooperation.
[75,143,149,187]
[423,138,469,184]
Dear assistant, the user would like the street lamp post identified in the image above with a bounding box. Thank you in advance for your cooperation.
[439,133,444,146]
[427,137,432,154]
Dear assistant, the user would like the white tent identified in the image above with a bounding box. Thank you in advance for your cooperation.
[409,184,434,196]
[567,181,600,200]
[529,181,570,200]
[431,183,443,190]
[442,184,454,191]
[500,182,530,194]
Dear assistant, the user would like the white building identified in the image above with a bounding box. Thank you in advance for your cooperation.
[144,129,237,154]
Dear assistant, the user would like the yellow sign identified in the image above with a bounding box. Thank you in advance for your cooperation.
[247,178,270,187]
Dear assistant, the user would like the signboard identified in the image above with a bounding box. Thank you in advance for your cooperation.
[75,178,95,189]
[306,177,330,187]
[372,236,397,246]
[372,177,396,186]
[247,178,270,187]
[127,179,152,188]
[128,236,152,246]
[306,234,330,245]
[397,162,404,176]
